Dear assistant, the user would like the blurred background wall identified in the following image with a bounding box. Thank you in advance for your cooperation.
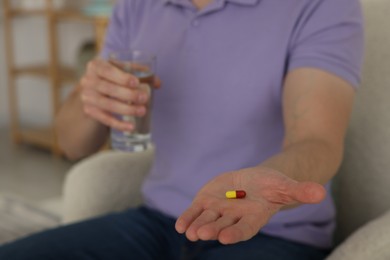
[0,6,7,127]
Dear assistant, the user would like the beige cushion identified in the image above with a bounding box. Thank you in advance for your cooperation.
[330,0,390,258]
[62,149,153,224]
[327,210,390,260]
[332,0,390,244]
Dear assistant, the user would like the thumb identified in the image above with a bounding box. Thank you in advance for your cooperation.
[153,77,162,89]
[289,181,326,204]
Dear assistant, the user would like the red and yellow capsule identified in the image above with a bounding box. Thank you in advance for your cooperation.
[225,190,246,199]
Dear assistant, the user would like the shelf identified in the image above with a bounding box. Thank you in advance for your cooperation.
[3,0,110,156]
[19,128,106,155]
[7,8,109,22]
[11,65,78,84]
[6,9,47,16]
[18,128,58,151]
[55,10,109,22]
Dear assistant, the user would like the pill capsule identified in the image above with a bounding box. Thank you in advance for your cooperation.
[225,190,246,199]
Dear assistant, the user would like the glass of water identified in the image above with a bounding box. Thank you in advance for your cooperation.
[109,50,156,152]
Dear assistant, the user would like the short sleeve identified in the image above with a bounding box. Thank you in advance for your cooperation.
[100,0,131,59]
[288,0,364,88]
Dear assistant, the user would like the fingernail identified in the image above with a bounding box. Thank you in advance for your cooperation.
[126,124,134,131]
[137,107,146,116]
[175,223,185,234]
[130,79,139,88]
[138,93,147,103]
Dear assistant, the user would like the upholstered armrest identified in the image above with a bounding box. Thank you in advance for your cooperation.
[62,149,154,224]
[327,209,390,260]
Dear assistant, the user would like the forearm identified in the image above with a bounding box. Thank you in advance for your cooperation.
[55,86,108,160]
[262,69,354,185]
[260,138,343,185]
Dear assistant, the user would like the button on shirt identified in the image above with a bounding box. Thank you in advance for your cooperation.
[101,0,364,249]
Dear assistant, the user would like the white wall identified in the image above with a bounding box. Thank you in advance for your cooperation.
[0,14,95,128]
[0,9,8,127]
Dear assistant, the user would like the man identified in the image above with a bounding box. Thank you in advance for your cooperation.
[0,0,363,259]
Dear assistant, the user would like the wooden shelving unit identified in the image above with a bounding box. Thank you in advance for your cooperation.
[12,65,78,83]
[2,0,109,156]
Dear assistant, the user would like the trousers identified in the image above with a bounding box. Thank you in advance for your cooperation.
[0,206,329,260]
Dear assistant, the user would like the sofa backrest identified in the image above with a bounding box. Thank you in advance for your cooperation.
[333,0,390,244]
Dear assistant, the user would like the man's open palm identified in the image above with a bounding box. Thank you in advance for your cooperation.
[175,167,326,245]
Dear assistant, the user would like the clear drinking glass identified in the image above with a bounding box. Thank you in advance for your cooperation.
[109,50,156,152]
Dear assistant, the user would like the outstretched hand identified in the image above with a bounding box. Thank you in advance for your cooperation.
[175,167,326,245]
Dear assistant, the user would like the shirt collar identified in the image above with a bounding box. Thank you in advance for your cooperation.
[162,0,259,7]
[225,0,259,5]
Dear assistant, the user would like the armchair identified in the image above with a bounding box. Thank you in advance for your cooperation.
[62,0,390,258]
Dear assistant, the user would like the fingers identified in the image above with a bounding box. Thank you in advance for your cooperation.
[81,75,149,105]
[218,214,264,245]
[154,77,162,89]
[178,208,262,245]
[87,59,139,87]
[83,105,133,132]
[83,58,152,106]
[81,90,146,117]
[197,214,238,241]
[185,209,220,241]
[79,58,154,130]
[175,204,203,234]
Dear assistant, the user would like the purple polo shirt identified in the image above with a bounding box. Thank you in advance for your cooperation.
[101,0,364,248]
